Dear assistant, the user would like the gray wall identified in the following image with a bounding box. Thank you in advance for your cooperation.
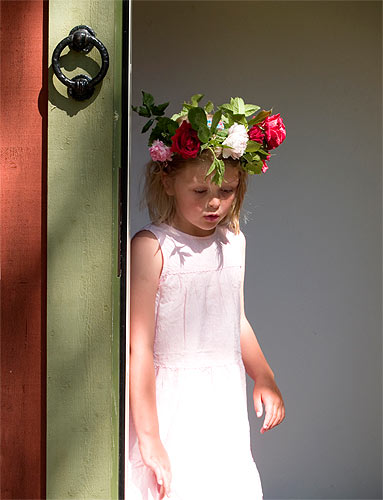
[130,2,382,498]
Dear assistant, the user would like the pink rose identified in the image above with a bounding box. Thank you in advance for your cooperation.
[149,139,173,162]
[248,125,265,144]
[260,113,286,150]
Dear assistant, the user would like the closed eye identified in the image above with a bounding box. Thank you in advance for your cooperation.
[193,188,235,194]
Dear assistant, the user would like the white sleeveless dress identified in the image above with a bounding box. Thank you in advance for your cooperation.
[127,222,264,500]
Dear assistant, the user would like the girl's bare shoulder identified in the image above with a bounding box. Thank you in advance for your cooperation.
[130,229,163,278]
[131,228,158,242]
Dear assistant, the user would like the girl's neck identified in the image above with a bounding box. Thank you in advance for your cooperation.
[162,221,217,239]
[166,213,217,237]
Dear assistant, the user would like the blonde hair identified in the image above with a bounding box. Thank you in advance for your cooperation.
[140,149,249,235]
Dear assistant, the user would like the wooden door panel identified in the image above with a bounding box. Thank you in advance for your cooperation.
[0,1,48,498]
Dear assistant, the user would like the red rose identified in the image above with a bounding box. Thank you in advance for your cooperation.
[261,160,269,173]
[260,113,286,150]
[248,125,265,144]
[170,121,201,159]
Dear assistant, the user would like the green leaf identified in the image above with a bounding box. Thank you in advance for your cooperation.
[247,152,263,164]
[188,107,207,130]
[232,114,248,127]
[205,158,225,186]
[258,148,269,156]
[203,156,225,186]
[204,101,214,114]
[244,104,260,116]
[245,140,262,153]
[142,91,154,109]
[167,119,179,136]
[170,97,199,121]
[142,118,154,133]
[227,115,235,127]
[212,159,225,186]
[216,129,229,138]
[149,117,179,146]
[244,154,261,165]
[244,161,262,175]
[190,94,204,106]
[210,110,222,133]
[220,114,229,125]
[152,102,169,116]
[231,97,245,115]
[206,158,217,177]
[219,103,234,113]
[209,140,222,149]
[138,105,151,117]
[198,124,211,143]
[170,112,185,121]
[248,109,273,126]
[223,108,234,117]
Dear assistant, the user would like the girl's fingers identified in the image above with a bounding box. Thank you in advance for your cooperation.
[269,404,280,429]
[262,402,275,430]
[164,472,172,498]
[265,404,285,431]
[160,464,172,497]
[275,406,283,426]
[270,406,281,429]
[158,483,164,500]
[253,394,263,417]
[157,475,165,500]
[151,459,171,498]
[151,460,163,488]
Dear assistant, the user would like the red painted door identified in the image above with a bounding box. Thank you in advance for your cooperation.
[1,1,48,498]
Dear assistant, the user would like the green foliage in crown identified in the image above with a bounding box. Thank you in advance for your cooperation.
[132,91,287,186]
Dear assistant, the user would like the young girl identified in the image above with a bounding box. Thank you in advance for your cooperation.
[128,93,286,500]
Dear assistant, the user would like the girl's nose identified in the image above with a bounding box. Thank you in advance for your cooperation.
[208,197,220,209]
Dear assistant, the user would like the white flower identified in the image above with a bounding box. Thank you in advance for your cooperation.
[222,123,248,159]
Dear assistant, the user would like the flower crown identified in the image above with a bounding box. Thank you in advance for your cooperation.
[132,91,287,186]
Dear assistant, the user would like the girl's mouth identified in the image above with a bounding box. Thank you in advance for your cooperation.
[204,215,219,221]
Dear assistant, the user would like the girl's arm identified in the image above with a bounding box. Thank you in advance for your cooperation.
[240,315,275,382]
[239,234,274,381]
[130,230,171,497]
[239,232,286,433]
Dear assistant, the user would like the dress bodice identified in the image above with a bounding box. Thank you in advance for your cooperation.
[140,222,246,368]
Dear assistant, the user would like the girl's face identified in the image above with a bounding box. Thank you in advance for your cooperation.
[162,162,240,237]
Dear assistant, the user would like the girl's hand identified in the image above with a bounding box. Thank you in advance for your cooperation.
[253,374,285,434]
[138,436,172,499]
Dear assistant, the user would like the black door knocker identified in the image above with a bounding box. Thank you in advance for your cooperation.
[52,25,109,101]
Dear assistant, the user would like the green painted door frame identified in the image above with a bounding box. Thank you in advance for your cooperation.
[47,1,128,498]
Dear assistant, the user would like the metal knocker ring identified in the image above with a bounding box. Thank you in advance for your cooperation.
[52,25,109,101]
